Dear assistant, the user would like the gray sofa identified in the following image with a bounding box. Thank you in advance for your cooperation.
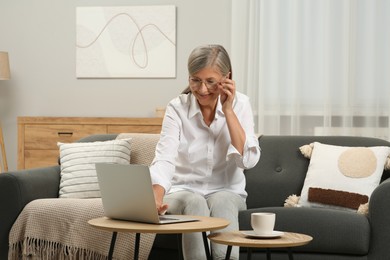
[1,134,390,260]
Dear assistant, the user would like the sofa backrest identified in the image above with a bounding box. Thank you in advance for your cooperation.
[244,135,390,210]
[79,134,390,210]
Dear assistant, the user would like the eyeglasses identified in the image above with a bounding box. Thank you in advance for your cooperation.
[188,76,225,91]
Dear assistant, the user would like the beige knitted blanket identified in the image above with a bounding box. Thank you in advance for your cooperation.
[8,198,155,260]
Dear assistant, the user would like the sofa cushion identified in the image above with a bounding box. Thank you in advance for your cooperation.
[116,133,159,166]
[298,142,390,211]
[58,138,132,198]
[239,207,370,256]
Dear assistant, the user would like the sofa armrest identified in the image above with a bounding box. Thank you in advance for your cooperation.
[0,166,60,259]
[367,178,390,258]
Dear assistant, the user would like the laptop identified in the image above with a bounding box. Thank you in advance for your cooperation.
[95,163,199,224]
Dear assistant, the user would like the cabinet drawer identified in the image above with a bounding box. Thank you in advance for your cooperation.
[108,125,161,134]
[25,150,59,169]
[24,124,107,150]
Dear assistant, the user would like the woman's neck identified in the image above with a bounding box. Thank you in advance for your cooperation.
[200,101,217,127]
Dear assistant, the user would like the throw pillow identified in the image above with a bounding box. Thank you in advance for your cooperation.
[58,138,132,198]
[116,133,159,166]
[292,142,390,213]
[299,143,390,169]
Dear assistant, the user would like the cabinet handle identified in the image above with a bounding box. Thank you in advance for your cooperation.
[58,132,73,137]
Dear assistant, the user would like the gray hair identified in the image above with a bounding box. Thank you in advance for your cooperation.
[182,44,232,94]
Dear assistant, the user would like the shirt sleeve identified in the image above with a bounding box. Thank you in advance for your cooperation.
[227,137,261,169]
[226,94,261,169]
[149,103,181,192]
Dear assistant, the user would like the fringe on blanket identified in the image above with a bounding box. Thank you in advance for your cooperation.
[9,237,109,260]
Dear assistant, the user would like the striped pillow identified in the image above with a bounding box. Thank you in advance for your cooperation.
[58,139,132,198]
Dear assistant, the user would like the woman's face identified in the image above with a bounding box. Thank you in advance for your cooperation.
[189,67,224,108]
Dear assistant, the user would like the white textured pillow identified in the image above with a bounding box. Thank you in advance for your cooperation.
[58,138,132,198]
[298,142,390,211]
[116,133,159,166]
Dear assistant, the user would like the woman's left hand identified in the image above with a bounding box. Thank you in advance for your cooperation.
[218,77,236,112]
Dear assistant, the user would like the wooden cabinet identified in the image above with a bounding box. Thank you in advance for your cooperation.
[18,117,163,169]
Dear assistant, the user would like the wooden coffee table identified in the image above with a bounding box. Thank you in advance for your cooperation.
[88,216,229,260]
[208,230,312,260]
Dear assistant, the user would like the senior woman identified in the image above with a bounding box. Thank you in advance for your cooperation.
[150,44,261,260]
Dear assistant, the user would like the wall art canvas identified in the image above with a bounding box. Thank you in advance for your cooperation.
[76,5,176,78]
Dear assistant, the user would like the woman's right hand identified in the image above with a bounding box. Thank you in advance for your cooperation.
[152,184,169,215]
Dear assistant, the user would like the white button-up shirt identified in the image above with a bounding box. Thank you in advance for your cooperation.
[150,92,261,198]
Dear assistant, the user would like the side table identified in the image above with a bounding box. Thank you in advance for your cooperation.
[208,230,312,260]
[88,216,229,260]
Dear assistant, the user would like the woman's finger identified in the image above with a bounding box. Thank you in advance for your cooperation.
[158,204,169,215]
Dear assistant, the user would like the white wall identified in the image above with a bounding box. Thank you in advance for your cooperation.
[0,0,232,170]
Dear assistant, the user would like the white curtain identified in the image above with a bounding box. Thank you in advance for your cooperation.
[231,0,390,140]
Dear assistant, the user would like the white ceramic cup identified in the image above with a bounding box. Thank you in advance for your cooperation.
[251,212,276,235]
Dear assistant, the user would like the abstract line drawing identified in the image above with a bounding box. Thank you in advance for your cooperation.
[76,5,176,78]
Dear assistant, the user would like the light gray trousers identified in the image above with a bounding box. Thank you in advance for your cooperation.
[164,190,246,260]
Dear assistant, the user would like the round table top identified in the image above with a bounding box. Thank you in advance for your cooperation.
[88,216,230,234]
[208,231,313,248]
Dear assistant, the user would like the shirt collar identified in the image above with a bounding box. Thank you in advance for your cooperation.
[215,97,224,118]
[188,94,225,119]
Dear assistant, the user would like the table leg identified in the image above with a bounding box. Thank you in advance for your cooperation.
[177,234,183,260]
[287,248,294,260]
[246,247,252,260]
[266,248,271,260]
[225,245,232,260]
[202,232,212,260]
[134,233,140,260]
[108,232,117,260]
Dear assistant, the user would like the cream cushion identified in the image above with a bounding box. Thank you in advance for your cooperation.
[297,142,390,211]
[116,133,159,165]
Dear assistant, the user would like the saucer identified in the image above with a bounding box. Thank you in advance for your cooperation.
[241,230,284,238]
